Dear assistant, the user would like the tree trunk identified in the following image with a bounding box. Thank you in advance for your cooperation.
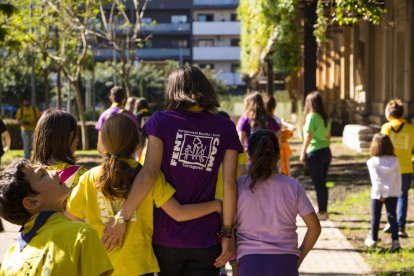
[73,82,89,150]
[303,0,317,99]
[57,67,62,109]
[266,59,274,96]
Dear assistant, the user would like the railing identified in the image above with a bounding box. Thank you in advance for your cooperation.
[141,23,190,33]
[192,22,240,35]
[94,48,191,60]
[193,0,238,6]
[193,46,240,61]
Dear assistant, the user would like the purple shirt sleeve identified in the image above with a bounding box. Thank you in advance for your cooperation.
[143,112,164,140]
[237,115,250,133]
[226,120,244,153]
[268,116,281,133]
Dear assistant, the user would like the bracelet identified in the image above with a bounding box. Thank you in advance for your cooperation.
[217,231,232,239]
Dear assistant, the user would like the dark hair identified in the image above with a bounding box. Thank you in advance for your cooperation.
[0,159,38,225]
[386,99,404,119]
[370,133,394,157]
[263,95,277,115]
[136,98,149,111]
[303,91,329,127]
[217,110,230,120]
[244,92,269,130]
[32,109,78,166]
[165,65,220,112]
[248,130,280,192]
[110,86,126,104]
[97,114,140,199]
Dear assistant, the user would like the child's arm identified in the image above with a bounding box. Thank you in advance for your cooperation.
[298,211,321,267]
[64,210,84,222]
[161,198,222,222]
[300,132,312,163]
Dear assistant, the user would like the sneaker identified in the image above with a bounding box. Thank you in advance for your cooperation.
[317,212,329,221]
[398,228,409,238]
[383,223,391,233]
[390,240,401,253]
[364,237,377,248]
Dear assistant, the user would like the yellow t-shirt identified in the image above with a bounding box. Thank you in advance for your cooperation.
[215,152,249,200]
[15,106,41,131]
[66,159,175,276]
[47,162,88,188]
[381,118,414,174]
[0,212,113,276]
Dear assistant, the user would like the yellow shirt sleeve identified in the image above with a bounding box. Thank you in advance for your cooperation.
[381,123,391,136]
[15,108,22,120]
[66,172,89,219]
[152,172,175,208]
[77,225,114,275]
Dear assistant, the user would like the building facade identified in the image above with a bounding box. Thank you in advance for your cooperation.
[314,0,414,129]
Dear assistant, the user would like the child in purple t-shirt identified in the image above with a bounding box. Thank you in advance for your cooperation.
[236,130,320,276]
[102,66,243,275]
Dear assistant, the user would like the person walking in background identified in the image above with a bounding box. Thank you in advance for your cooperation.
[95,86,139,132]
[300,91,331,220]
[263,95,296,176]
[236,130,320,276]
[15,98,41,159]
[365,133,401,252]
[0,118,11,163]
[124,96,139,114]
[381,99,414,238]
[102,66,243,275]
[135,98,152,163]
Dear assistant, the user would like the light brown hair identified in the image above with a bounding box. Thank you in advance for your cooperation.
[97,114,140,199]
[385,99,404,119]
[165,65,219,112]
[32,109,78,165]
[303,91,329,127]
[244,92,269,130]
[370,133,394,157]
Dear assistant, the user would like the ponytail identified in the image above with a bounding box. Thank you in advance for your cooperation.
[248,130,280,192]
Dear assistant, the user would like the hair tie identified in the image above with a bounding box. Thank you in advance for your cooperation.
[110,155,119,160]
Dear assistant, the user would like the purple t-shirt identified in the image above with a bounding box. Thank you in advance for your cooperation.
[95,105,140,131]
[144,110,243,248]
[237,115,280,149]
[236,174,314,259]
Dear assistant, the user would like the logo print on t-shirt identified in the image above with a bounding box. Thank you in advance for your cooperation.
[390,133,410,150]
[171,130,220,171]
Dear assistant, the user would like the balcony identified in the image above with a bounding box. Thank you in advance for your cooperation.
[140,23,190,34]
[193,46,240,61]
[217,72,244,86]
[193,0,238,8]
[193,22,240,36]
[94,48,191,61]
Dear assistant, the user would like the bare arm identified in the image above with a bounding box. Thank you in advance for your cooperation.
[64,210,84,222]
[101,135,162,251]
[298,211,321,267]
[215,149,238,267]
[3,130,11,152]
[161,197,222,222]
[300,132,312,163]
[238,131,246,147]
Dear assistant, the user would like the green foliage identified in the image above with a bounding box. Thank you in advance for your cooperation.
[315,0,386,43]
[0,1,16,41]
[238,0,300,78]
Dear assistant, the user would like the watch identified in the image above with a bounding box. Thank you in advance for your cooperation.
[114,212,126,225]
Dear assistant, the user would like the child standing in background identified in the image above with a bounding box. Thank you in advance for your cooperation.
[236,130,320,276]
[365,133,401,252]
[263,95,295,176]
[32,109,86,188]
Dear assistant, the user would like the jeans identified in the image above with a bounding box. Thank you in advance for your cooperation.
[239,254,299,276]
[153,244,221,276]
[21,130,33,159]
[371,197,398,241]
[398,174,412,229]
[306,147,332,213]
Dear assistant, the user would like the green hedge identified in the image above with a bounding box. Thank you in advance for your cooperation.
[4,120,99,150]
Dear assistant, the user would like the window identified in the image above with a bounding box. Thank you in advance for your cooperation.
[231,64,239,73]
[197,39,214,47]
[141,17,152,24]
[230,13,238,21]
[171,15,188,24]
[171,40,188,48]
[197,14,214,22]
[230,39,240,46]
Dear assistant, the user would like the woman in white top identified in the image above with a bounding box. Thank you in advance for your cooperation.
[365,133,401,252]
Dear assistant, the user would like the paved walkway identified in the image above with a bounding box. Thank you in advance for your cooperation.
[1,217,373,275]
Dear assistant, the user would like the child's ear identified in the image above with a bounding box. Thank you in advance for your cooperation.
[22,196,41,211]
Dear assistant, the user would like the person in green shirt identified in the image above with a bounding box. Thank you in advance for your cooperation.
[300,91,332,220]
